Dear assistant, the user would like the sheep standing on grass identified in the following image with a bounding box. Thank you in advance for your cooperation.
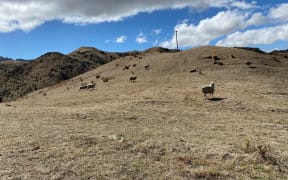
[129,74,137,83]
[87,83,96,90]
[79,85,88,91]
[144,64,150,70]
[102,77,109,83]
[202,81,214,100]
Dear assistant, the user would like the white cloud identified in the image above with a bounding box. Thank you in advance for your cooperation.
[215,3,288,47]
[247,12,268,26]
[230,1,256,9]
[160,2,288,49]
[216,24,288,47]
[0,0,256,32]
[116,35,127,43]
[161,10,249,48]
[153,29,162,35]
[0,1,54,32]
[269,3,288,22]
[136,32,148,44]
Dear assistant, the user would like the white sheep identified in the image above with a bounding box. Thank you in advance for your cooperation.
[79,85,88,91]
[87,83,96,90]
[201,81,214,99]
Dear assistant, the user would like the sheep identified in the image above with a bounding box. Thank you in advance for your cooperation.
[123,65,130,70]
[79,85,88,91]
[129,75,137,83]
[201,81,215,100]
[144,64,150,70]
[245,61,252,65]
[102,77,109,83]
[189,68,197,73]
[213,56,221,60]
[87,83,96,90]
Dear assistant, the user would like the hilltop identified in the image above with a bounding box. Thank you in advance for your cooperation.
[68,46,124,65]
[0,46,287,179]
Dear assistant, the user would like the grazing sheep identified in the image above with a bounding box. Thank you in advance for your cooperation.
[189,68,197,73]
[201,81,215,99]
[245,61,257,68]
[188,66,197,73]
[213,56,221,60]
[129,75,137,83]
[79,85,88,91]
[144,64,150,70]
[123,65,130,70]
[102,77,109,83]
[245,61,252,65]
[87,83,96,90]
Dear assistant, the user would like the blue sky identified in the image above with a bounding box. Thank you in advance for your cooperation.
[0,0,287,59]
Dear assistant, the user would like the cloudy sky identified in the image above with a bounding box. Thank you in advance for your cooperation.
[0,0,287,59]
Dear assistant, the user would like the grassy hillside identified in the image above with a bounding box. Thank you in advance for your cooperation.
[0,47,179,102]
[0,52,94,101]
[0,46,287,179]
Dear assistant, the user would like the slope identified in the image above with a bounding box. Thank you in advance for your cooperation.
[0,46,288,179]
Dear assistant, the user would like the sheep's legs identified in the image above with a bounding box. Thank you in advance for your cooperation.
[203,93,213,100]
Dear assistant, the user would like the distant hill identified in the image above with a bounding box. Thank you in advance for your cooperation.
[0,56,13,62]
[270,49,288,56]
[0,46,178,101]
[0,52,93,101]
[0,49,112,101]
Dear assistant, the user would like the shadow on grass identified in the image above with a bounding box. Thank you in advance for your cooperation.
[209,97,227,101]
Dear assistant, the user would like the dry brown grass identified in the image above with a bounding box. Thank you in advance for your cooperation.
[1,46,288,179]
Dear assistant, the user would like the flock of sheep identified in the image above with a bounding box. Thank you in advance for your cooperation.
[78,59,216,100]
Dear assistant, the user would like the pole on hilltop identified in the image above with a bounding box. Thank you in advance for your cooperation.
[175,30,179,51]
